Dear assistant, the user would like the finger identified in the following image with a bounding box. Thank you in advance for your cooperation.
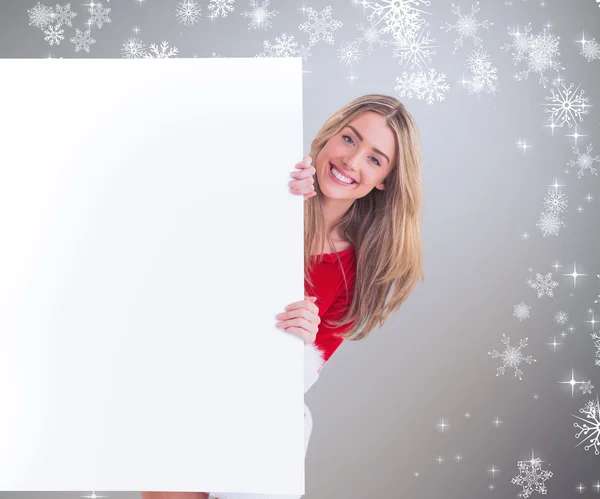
[286,299,320,317]
[289,175,315,190]
[285,327,316,345]
[292,165,316,179]
[280,307,320,326]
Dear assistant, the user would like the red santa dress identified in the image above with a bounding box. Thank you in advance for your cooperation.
[208,246,357,499]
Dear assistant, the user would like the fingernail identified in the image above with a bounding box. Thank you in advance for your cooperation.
[306,157,312,166]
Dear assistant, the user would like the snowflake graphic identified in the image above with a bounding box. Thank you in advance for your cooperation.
[207,0,235,18]
[528,272,559,297]
[176,0,202,26]
[568,143,600,178]
[121,37,147,58]
[69,28,95,53]
[544,81,590,128]
[27,2,55,29]
[392,27,436,70]
[502,23,564,87]
[337,40,362,67]
[489,333,536,380]
[440,2,492,55]
[554,310,569,325]
[592,331,600,366]
[297,44,312,61]
[145,41,179,59]
[87,2,111,29]
[511,452,553,497]
[241,0,277,30]
[364,0,431,42]
[462,49,499,97]
[580,381,594,395]
[298,6,343,46]
[543,187,568,214]
[44,24,64,45]
[356,20,389,55]
[513,301,531,321]
[257,33,298,57]
[395,68,450,105]
[580,37,600,62]
[573,396,600,455]
[53,3,77,28]
[536,210,564,237]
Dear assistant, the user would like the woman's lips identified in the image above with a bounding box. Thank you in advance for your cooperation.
[329,162,356,185]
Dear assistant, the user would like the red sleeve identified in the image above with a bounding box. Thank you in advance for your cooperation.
[314,275,356,363]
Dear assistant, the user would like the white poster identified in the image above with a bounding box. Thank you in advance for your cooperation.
[0,57,306,495]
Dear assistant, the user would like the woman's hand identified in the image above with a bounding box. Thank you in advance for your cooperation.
[289,156,316,200]
[275,296,320,345]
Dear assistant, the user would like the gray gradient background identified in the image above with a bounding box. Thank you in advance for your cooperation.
[1,0,599,498]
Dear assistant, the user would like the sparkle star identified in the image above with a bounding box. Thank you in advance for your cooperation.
[566,128,586,146]
[558,368,583,397]
[562,262,586,287]
[547,336,563,352]
[436,418,450,432]
[487,465,499,477]
[586,310,599,331]
[493,417,503,427]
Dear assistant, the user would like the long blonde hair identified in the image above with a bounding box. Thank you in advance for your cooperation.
[304,93,424,341]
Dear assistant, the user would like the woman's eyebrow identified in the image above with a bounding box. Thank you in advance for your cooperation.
[346,125,390,164]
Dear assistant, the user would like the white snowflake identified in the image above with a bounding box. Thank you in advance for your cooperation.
[573,396,600,455]
[580,381,594,395]
[207,0,235,18]
[394,68,449,105]
[568,143,600,178]
[488,333,536,380]
[544,81,590,129]
[241,0,277,30]
[440,2,492,55]
[69,28,95,53]
[28,2,55,29]
[44,24,64,45]
[392,27,436,70]
[543,187,568,214]
[87,2,111,29]
[257,33,298,57]
[462,49,499,97]
[337,40,362,67]
[580,37,600,62]
[513,301,531,321]
[364,0,431,42]
[511,453,553,497]
[592,331,600,366]
[298,6,342,46]
[53,3,77,28]
[121,37,147,58]
[536,211,564,237]
[297,44,312,61]
[528,272,558,298]
[176,0,202,26]
[502,23,563,87]
[145,41,179,58]
[356,20,389,55]
[553,310,569,325]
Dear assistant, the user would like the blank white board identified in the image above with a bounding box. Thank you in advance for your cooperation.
[0,57,306,495]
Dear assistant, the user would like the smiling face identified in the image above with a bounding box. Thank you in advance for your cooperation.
[316,111,396,199]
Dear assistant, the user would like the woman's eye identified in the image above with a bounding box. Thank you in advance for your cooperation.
[343,135,380,166]
[342,134,354,146]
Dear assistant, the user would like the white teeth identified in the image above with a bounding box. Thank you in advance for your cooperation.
[330,164,355,184]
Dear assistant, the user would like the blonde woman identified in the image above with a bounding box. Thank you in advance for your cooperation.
[141,93,425,499]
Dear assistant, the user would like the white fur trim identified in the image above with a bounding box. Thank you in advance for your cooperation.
[303,343,325,394]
